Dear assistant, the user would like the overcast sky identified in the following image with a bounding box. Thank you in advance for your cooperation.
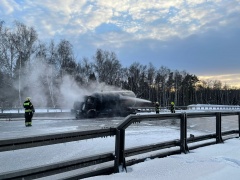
[1,0,240,87]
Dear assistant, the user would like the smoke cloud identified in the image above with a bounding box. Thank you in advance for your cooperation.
[13,59,48,107]
[59,75,123,108]
[14,58,124,108]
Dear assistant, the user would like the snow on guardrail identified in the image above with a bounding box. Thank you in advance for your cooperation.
[187,104,240,111]
[0,108,71,113]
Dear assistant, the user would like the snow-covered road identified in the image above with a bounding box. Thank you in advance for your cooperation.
[0,113,239,179]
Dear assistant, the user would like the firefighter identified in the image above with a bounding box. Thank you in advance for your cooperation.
[23,97,35,127]
[155,102,160,114]
[170,101,175,113]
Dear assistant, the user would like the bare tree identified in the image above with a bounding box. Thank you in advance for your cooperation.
[127,62,147,97]
[0,22,18,86]
[11,21,38,106]
[77,57,94,84]
[147,63,156,101]
[181,73,199,105]
[93,49,122,86]
[156,66,170,106]
[57,39,76,79]
[34,41,59,107]
[173,70,183,105]
[166,71,174,103]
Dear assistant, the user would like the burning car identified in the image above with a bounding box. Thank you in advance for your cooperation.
[72,90,153,118]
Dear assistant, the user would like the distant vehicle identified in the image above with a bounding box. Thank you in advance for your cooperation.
[72,90,153,118]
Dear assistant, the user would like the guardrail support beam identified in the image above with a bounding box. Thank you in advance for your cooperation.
[180,113,189,153]
[216,112,223,143]
[114,129,126,173]
[238,112,240,137]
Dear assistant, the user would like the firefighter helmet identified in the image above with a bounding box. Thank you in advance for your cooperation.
[26,97,31,101]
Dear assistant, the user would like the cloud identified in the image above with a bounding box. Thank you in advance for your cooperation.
[0,0,20,14]
[106,24,240,76]
[1,0,239,42]
[0,0,240,87]
[32,0,87,14]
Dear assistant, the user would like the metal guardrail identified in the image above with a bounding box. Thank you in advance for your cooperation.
[114,111,240,173]
[0,128,116,152]
[0,112,73,119]
[1,105,239,118]
[1,105,240,114]
[0,108,70,113]
[126,105,240,113]
[0,112,239,179]
[187,105,240,110]
[0,128,116,180]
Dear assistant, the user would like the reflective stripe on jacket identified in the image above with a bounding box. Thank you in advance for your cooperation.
[25,109,32,112]
[23,101,33,112]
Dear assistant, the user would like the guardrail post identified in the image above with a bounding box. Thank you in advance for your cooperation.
[114,129,120,173]
[180,113,189,153]
[216,112,223,143]
[114,129,126,173]
[238,112,240,137]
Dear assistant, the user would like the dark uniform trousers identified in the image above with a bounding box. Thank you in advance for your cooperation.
[155,105,160,114]
[25,112,33,126]
[170,105,175,113]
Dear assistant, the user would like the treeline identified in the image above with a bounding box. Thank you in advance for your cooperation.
[1,20,240,108]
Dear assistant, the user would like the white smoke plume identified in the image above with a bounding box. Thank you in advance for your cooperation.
[14,58,136,109]
[59,75,123,108]
[13,59,48,107]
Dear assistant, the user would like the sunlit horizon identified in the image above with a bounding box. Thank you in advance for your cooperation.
[198,74,240,88]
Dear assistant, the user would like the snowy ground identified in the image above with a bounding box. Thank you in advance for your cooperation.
[0,110,239,179]
[86,138,240,180]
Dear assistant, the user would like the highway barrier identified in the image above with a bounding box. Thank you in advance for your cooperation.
[0,111,239,179]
